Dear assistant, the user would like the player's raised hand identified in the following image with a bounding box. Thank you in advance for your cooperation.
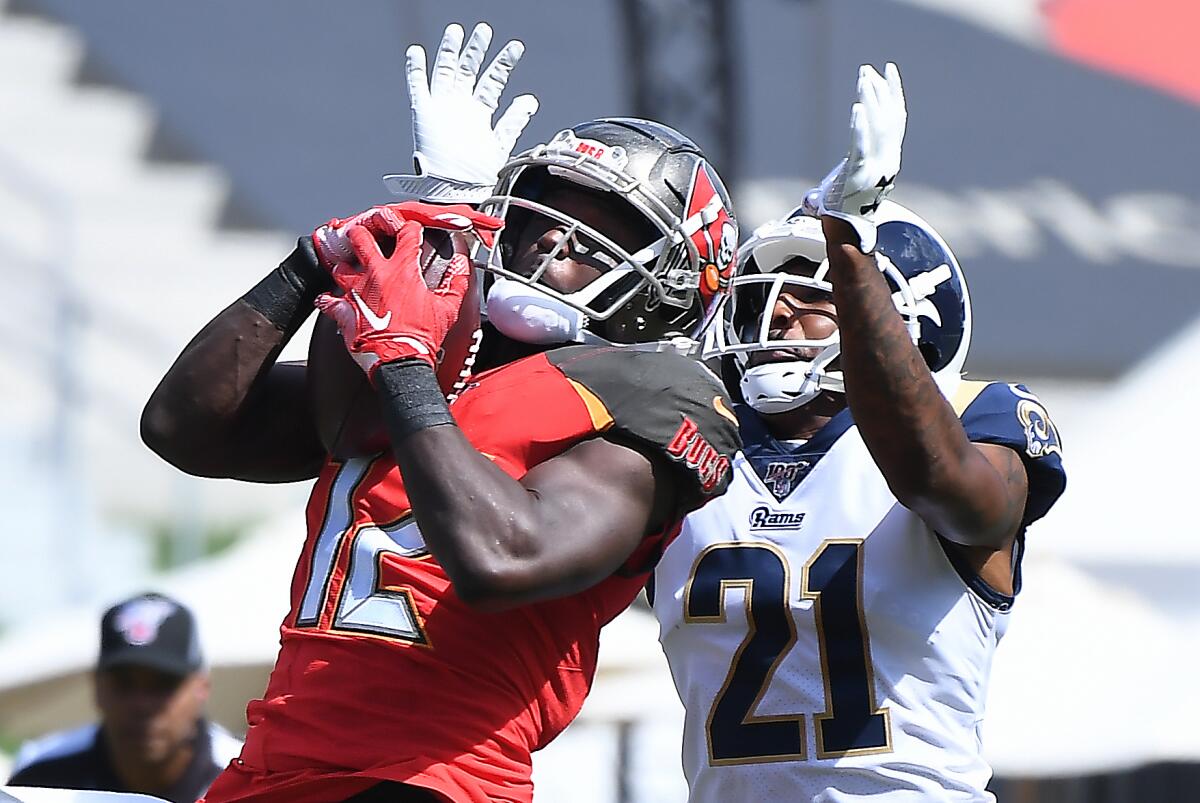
[814,62,906,253]
[314,204,502,379]
[382,22,539,204]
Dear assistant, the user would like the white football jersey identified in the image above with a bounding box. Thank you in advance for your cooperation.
[652,381,1065,802]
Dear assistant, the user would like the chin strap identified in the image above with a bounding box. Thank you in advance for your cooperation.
[484,278,588,344]
[741,346,844,415]
[482,258,640,346]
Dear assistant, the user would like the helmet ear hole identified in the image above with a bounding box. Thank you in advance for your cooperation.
[593,293,662,344]
[718,354,745,403]
[918,341,942,371]
[593,288,702,344]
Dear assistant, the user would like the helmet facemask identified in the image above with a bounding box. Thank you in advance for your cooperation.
[705,254,844,414]
[702,206,965,415]
[478,126,732,347]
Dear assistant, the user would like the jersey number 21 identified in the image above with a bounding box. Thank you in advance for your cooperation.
[687,540,892,763]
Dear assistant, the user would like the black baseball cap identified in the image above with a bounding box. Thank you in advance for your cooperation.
[97,592,203,677]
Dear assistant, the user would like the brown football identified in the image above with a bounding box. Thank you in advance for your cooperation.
[307,229,483,459]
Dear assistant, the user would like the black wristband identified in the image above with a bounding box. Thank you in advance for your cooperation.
[375,359,456,442]
[242,236,334,335]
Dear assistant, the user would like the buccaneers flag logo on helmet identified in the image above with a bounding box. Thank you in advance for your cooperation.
[685,162,738,308]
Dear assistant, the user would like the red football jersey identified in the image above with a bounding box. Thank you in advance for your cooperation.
[204,345,739,803]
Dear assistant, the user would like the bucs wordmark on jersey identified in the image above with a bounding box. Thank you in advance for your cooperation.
[653,381,1065,802]
[203,344,739,803]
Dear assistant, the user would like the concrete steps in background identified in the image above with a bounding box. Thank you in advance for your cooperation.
[0,5,308,617]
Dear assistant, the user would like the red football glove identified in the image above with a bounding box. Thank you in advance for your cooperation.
[314,205,501,380]
[312,202,500,269]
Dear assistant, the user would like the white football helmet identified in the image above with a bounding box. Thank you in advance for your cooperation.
[702,200,971,414]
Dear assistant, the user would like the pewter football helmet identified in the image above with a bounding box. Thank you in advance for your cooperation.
[479,118,738,346]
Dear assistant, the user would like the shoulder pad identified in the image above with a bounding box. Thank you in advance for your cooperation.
[546,346,741,508]
[956,380,1066,526]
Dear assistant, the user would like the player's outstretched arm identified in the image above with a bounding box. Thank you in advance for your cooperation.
[812,63,1026,550]
[140,239,328,482]
[824,218,1027,549]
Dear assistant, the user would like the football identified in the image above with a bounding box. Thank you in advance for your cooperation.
[308,228,483,459]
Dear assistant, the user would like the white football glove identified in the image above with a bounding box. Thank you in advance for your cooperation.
[382,22,539,204]
[815,62,906,253]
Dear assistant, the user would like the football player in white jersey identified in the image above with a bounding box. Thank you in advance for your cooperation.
[652,64,1066,801]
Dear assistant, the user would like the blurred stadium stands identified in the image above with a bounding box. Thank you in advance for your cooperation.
[1,0,1197,800]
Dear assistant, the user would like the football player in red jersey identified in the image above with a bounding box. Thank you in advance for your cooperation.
[140,23,740,803]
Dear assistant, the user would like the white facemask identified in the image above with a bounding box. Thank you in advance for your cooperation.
[739,346,844,415]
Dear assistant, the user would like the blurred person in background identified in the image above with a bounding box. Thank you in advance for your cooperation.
[651,65,1066,800]
[140,22,739,803]
[7,592,242,803]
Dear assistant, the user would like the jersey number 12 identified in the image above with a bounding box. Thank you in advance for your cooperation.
[295,458,430,645]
